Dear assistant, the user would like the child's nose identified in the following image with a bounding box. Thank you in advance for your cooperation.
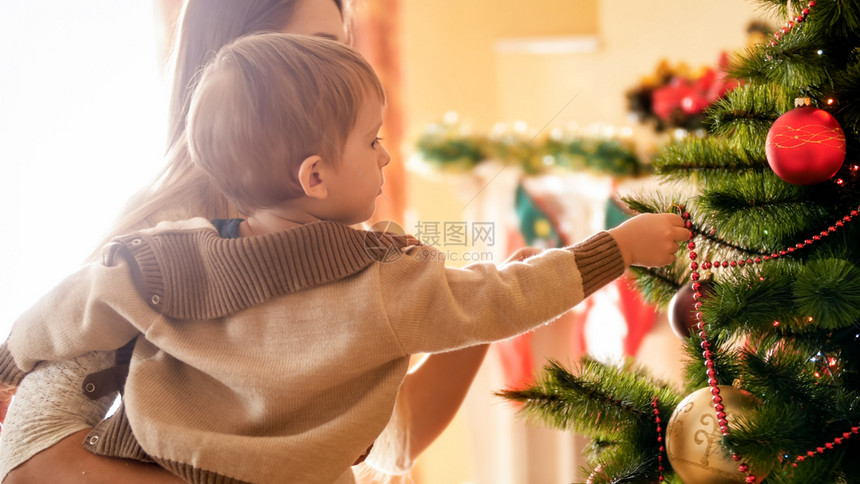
[379,146,391,168]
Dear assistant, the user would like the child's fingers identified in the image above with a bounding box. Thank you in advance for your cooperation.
[659,213,691,242]
[654,216,691,266]
[675,226,693,241]
[669,213,692,238]
[664,213,687,228]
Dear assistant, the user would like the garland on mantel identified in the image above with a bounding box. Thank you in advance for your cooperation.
[413,114,647,178]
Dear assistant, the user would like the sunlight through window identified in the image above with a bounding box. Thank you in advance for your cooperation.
[0,2,167,337]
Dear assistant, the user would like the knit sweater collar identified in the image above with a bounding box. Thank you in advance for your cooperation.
[104,218,417,320]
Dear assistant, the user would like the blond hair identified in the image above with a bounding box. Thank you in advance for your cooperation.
[186,33,384,213]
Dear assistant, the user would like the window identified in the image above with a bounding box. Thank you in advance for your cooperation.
[0,2,166,337]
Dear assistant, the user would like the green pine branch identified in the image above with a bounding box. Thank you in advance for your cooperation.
[834,62,860,139]
[627,265,686,309]
[498,358,683,483]
[498,358,680,437]
[706,84,790,142]
[731,35,836,94]
[682,332,743,392]
[652,136,769,185]
[793,258,860,329]
[697,171,833,251]
[801,0,860,44]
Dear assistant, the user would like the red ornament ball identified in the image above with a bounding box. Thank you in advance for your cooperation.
[668,280,713,339]
[765,106,846,185]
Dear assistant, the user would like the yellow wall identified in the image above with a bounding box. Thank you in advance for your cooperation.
[402,0,762,139]
[401,0,599,136]
[399,0,766,241]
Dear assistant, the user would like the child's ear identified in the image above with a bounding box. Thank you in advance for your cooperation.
[297,155,328,199]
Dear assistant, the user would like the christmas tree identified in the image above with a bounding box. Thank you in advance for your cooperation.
[500,1,860,483]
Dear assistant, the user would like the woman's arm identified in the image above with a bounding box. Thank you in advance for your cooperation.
[0,351,183,484]
[400,344,489,459]
[0,386,14,424]
[4,429,183,484]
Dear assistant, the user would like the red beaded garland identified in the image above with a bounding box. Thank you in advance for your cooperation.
[687,205,859,272]
[769,1,815,47]
[652,397,665,482]
[791,427,859,467]
[680,204,860,480]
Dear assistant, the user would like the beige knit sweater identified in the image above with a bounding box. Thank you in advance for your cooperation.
[0,218,624,483]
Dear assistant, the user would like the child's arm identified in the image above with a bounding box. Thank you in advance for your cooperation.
[380,213,688,355]
[0,259,144,386]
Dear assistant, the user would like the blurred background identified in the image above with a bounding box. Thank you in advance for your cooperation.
[0,1,772,482]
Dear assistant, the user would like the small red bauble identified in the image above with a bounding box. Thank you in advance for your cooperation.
[765,106,846,185]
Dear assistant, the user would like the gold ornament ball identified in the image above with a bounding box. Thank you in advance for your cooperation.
[666,386,770,484]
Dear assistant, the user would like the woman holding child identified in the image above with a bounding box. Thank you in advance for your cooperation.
[1,1,493,482]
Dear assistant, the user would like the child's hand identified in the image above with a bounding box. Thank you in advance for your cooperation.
[608,213,689,267]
